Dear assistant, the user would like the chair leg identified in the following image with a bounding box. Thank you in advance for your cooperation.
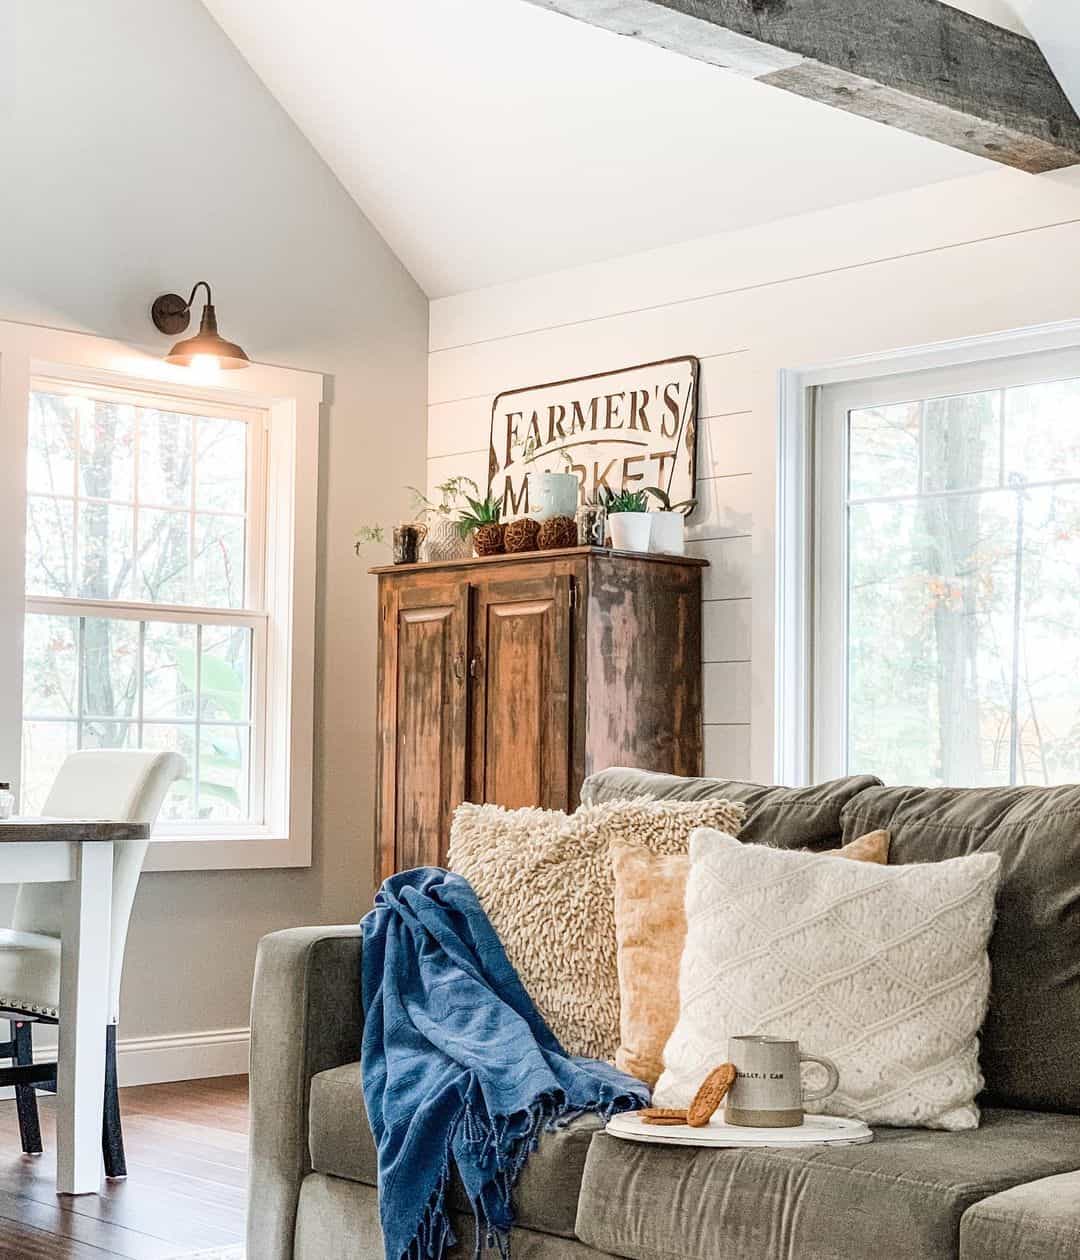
[12,1021,42,1156]
[102,1025,126,1179]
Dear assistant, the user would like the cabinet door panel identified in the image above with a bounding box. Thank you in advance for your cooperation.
[379,583,467,878]
[470,574,572,811]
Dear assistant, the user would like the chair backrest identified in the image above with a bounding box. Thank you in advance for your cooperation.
[14,749,186,1022]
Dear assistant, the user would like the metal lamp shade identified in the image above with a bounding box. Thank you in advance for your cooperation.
[163,304,250,369]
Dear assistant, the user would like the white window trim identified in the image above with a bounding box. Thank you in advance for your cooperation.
[776,316,1080,788]
[0,319,322,871]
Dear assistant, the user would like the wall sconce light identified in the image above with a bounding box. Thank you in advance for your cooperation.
[150,281,251,370]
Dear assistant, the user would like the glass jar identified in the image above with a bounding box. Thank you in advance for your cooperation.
[0,783,14,821]
[392,523,422,565]
[576,503,607,547]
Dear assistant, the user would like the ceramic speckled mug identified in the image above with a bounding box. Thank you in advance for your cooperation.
[726,1035,840,1127]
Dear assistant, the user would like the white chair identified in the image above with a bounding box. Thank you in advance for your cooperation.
[0,749,185,1177]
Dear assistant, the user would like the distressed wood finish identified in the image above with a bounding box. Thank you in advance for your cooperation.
[375,581,468,883]
[586,552,703,779]
[373,547,705,877]
[524,0,1080,172]
[469,574,572,811]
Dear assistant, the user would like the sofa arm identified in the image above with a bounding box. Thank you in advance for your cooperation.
[247,925,364,1260]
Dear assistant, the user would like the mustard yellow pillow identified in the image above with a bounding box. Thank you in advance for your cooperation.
[612,829,890,1086]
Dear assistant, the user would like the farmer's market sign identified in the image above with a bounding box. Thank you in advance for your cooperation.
[487,357,700,517]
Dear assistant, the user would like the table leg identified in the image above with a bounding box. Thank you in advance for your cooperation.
[56,841,113,1195]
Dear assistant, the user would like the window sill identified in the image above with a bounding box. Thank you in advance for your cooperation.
[143,829,311,873]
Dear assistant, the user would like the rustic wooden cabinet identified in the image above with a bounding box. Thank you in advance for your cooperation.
[372,546,706,882]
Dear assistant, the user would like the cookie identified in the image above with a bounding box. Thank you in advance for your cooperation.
[641,1114,688,1126]
[687,1062,737,1127]
[639,1107,688,1121]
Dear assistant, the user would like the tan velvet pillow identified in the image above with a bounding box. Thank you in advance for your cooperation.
[612,829,890,1086]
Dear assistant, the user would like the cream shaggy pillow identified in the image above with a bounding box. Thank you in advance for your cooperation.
[448,798,745,1061]
[654,828,1001,1129]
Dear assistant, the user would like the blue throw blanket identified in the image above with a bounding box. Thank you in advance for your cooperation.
[361,867,649,1260]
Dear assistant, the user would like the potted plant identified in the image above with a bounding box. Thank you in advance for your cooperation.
[354,520,426,565]
[645,486,697,555]
[603,487,652,552]
[409,476,478,561]
[458,492,505,556]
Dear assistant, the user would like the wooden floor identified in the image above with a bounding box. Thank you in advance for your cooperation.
[0,1075,247,1259]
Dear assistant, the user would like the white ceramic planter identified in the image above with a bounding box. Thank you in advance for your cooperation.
[609,511,653,553]
[531,471,579,520]
[422,517,471,562]
[650,510,686,555]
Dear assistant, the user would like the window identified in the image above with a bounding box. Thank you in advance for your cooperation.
[0,319,319,870]
[813,348,1080,788]
[21,382,265,830]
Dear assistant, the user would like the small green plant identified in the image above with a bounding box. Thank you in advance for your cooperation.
[353,524,386,555]
[645,486,697,516]
[601,487,650,514]
[457,492,503,538]
[407,475,479,520]
[511,434,575,473]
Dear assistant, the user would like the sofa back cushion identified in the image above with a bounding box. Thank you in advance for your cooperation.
[841,784,1080,1114]
[581,768,881,851]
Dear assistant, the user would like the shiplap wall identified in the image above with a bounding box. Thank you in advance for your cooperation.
[427,167,1080,783]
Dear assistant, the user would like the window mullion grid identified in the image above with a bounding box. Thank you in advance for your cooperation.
[998,388,1007,488]
[137,620,146,749]
[75,615,86,750]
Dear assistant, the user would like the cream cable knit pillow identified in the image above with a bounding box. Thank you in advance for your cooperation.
[448,798,745,1061]
[654,828,1001,1130]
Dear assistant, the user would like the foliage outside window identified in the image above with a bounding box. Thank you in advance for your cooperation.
[817,362,1080,788]
[22,384,265,829]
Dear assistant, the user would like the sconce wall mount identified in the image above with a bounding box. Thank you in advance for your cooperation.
[150,281,251,370]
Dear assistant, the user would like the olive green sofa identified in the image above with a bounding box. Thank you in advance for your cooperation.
[247,768,1080,1259]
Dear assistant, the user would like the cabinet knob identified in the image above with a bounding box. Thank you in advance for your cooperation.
[453,652,465,682]
[469,656,481,679]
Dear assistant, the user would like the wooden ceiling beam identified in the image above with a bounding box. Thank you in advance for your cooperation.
[524,0,1080,173]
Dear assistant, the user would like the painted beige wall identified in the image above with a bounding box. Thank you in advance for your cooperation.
[426,167,1080,785]
[0,1,429,1047]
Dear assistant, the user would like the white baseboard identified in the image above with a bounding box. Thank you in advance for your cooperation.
[116,1027,250,1086]
[0,1026,250,1096]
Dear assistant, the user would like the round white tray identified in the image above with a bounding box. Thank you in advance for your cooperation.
[606,1111,873,1148]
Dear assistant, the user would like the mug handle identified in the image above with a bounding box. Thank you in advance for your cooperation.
[799,1053,840,1104]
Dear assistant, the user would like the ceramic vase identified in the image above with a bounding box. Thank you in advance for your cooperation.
[649,511,686,555]
[422,518,471,562]
[609,511,653,553]
[530,471,579,521]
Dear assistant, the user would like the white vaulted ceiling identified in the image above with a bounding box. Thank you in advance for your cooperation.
[203,0,1024,297]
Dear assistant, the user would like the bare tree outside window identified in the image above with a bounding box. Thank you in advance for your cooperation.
[21,387,260,826]
[844,377,1080,787]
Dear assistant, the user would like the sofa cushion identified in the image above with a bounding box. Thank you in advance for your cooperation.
[960,1170,1080,1260]
[576,1108,1080,1260]
[840,783,1080,1114]
[294,1176,615,1260]
[581,768,881,850]
[308,1062,605,1239]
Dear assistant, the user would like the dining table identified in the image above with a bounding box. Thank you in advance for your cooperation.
[0,817,150,1195]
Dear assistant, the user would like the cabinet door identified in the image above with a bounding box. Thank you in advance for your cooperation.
[469,573,573,811]
[377,581,468,880]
